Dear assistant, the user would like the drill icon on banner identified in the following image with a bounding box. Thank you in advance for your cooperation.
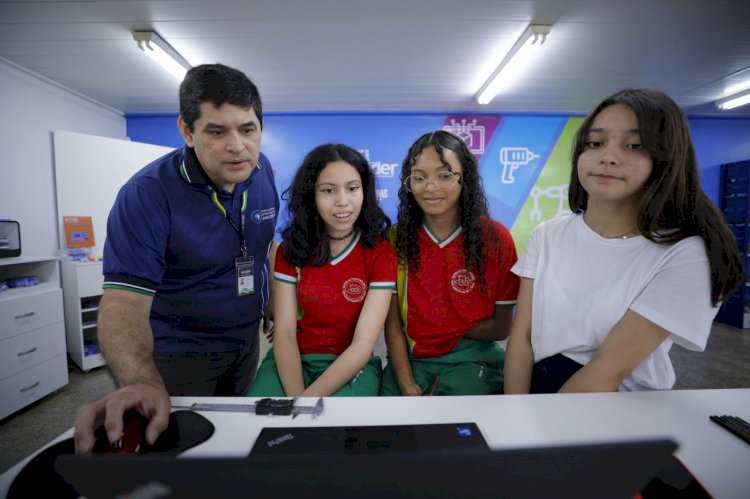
[499,147,540,184]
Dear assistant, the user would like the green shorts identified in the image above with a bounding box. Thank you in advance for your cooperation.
[246,349,382,397]
[380,338,504,396]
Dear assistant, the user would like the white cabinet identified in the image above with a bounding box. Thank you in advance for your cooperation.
[61,260,106,371]
[0,256,68,420]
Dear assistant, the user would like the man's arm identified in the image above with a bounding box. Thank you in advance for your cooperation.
[98,289,162,388]
[74,288,170,454]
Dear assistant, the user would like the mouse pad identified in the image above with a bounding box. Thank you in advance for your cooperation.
[7,410,214,499]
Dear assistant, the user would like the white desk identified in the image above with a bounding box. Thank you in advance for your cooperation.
[2,389,749,498]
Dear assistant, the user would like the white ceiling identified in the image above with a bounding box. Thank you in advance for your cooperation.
[2,0,750,116]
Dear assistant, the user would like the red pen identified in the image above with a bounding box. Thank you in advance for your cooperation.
[425,375,440,396]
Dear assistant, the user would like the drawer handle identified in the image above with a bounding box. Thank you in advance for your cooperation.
[17,347,38,357]
[20,381,40,393]
[14,311,35,320]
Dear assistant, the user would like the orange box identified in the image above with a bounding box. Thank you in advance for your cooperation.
[63,216,95,248]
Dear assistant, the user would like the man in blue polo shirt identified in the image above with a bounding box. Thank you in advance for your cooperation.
[73,64,278,452]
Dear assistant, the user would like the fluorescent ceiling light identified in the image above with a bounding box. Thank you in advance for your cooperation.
[132,31,191,81]
[722,82,750,96]
[475,24,551,105]
[716,88,750,110]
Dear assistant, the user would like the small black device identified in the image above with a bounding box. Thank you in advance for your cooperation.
[254,398,295,415]
[187,397,324,418]
[0,219,21,257]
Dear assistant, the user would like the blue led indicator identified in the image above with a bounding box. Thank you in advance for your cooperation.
[457,426,473,437]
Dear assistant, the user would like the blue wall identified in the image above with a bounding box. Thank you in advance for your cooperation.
[127,111,750,238]
[127,114,183,148]
[689,117,750,202]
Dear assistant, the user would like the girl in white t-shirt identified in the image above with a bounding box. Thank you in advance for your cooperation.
[504,88,743,393]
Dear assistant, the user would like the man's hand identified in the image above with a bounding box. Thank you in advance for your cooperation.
[73,383,171,454]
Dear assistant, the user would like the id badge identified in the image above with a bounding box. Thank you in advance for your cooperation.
[235,256,254,296]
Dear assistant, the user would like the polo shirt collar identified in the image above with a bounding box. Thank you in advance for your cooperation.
[179,146,211,186]
[423,221,462,248]
[178,146,259,191]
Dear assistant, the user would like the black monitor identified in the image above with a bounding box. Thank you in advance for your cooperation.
[55,438,679,499]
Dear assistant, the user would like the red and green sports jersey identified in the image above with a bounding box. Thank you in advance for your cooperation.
[395,219,519,358]
[274,233,396,355]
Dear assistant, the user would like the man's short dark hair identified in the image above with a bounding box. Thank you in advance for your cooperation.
[179,63,263,131]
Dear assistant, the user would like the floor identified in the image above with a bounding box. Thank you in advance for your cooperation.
[1,322,749,475]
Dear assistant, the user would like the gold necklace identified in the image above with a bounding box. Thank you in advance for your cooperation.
[605,227,638,239]
[328,228,355,241]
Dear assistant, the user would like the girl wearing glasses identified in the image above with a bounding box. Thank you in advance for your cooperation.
[247,144,396,397]
[504,88,743,393]
[380,130,520,396]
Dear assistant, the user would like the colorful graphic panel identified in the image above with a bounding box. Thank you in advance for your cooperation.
[511,117,584,255]
[464,115,567,229]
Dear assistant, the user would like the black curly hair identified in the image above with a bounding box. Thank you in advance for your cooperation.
[396,130,496,289]
[280,143,391,267]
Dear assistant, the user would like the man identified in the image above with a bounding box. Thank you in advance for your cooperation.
[74,64,278,453]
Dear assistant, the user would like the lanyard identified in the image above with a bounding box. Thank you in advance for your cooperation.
[211,189,249,257]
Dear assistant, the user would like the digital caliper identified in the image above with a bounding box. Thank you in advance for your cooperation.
[183,397,324,419]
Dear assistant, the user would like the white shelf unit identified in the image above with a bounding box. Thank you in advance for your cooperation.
[0,256,68,420]
[61,260,106,371]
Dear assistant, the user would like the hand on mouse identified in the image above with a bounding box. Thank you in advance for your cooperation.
[73,382,170,455]
[95,411,148,454]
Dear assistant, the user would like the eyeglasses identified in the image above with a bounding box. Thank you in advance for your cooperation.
[404,171,461,193]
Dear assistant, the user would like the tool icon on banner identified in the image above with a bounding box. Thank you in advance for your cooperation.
[499,147,540,184]
[530,184,569,220]
[443,118,486,155]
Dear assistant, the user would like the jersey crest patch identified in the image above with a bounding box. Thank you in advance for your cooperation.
[342,278,367,303]
[451,269,475,294]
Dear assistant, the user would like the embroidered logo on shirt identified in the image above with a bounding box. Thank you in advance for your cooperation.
[342,278,367,303]
[451,269,475,294]
[250,207,277,224]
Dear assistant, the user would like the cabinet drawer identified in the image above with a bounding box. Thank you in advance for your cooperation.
[0,289,63,341]
[0,322,66,381]
[77,263,104,297]
[0,354,68,420]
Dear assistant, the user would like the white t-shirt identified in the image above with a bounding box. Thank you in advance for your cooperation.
[512,213,718,391]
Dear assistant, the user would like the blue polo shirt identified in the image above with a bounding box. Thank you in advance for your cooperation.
[103,146,279,352]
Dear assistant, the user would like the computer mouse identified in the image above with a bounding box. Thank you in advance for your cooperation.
[7,411,215,499]
[93,411,147,454]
